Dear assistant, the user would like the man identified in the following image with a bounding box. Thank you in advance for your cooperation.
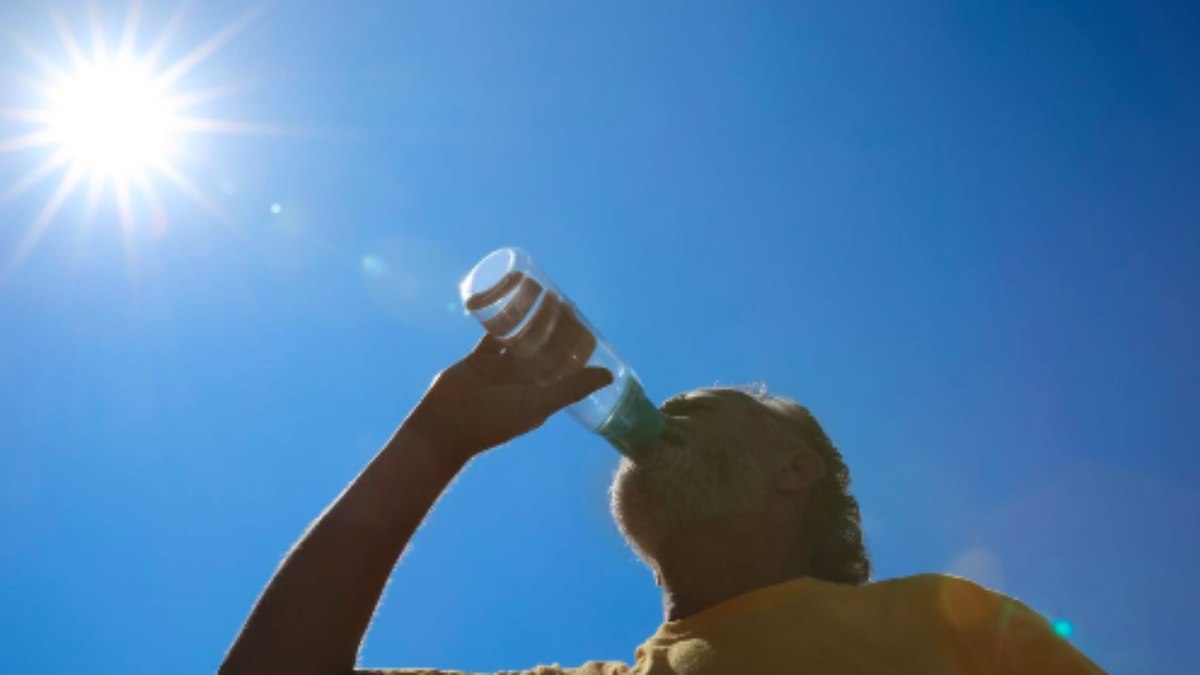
[220,331,1104,674]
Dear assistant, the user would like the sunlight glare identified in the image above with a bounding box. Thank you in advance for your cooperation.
[46,57,173,177]
[0,1,271,281]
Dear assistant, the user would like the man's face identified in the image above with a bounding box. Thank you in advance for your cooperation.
[609,390,775,563]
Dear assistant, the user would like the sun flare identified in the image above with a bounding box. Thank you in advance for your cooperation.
[45,57,175,177]
[1,2,272,279]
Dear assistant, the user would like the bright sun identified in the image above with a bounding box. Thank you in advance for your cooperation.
[1,2,270,277]
[46,58,174,177]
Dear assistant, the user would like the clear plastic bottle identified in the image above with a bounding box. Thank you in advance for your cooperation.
[459,247,664,457]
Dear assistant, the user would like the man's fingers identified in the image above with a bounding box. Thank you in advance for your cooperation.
[562,367,614,404]
[532,367,614,417]
[466,333,518,379]
[470,333,505,357]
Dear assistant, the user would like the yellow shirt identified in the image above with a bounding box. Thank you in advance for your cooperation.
[368,574,1104,675]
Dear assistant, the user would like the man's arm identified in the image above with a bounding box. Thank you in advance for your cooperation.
[219,422,465,675]
[220,327,612,675]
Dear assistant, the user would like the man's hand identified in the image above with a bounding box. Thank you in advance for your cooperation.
[408,329,613,466]
[221,294,612,675]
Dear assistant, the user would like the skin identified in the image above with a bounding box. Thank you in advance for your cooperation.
[218,328,611,675]
[220,306,825,674]
[610,391,827,622]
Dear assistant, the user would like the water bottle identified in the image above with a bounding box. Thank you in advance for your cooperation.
[459,247,664,457]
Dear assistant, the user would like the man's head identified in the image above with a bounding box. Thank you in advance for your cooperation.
[608,385,870,585]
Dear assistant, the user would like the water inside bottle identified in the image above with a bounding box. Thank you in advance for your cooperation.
[461,246,664,456]
[595,377,665,458]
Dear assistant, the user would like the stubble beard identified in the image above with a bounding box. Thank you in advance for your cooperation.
[609,426,769,563]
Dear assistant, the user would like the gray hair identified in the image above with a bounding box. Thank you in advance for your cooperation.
[612,383,871,585]
[749,386,871,585]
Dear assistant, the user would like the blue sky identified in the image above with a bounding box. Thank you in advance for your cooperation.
[1,1,1197,673]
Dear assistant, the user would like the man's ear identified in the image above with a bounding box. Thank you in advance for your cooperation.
[775,449,825,493]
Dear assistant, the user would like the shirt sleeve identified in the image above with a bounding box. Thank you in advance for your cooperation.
[937,577,1105,674]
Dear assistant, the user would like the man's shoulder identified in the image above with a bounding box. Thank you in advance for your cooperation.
[866,572,1002,602]
[878,573,1057,638]
[861,573,1017,624]
[861,576,1103,672]
[868,572,991,591]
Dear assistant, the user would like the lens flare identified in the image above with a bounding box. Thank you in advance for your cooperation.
[1,1,275,280]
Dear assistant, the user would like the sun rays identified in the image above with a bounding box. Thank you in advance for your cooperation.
[0,1,273,280]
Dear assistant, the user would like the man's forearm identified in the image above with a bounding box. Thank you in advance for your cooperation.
[220,420,467,675]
